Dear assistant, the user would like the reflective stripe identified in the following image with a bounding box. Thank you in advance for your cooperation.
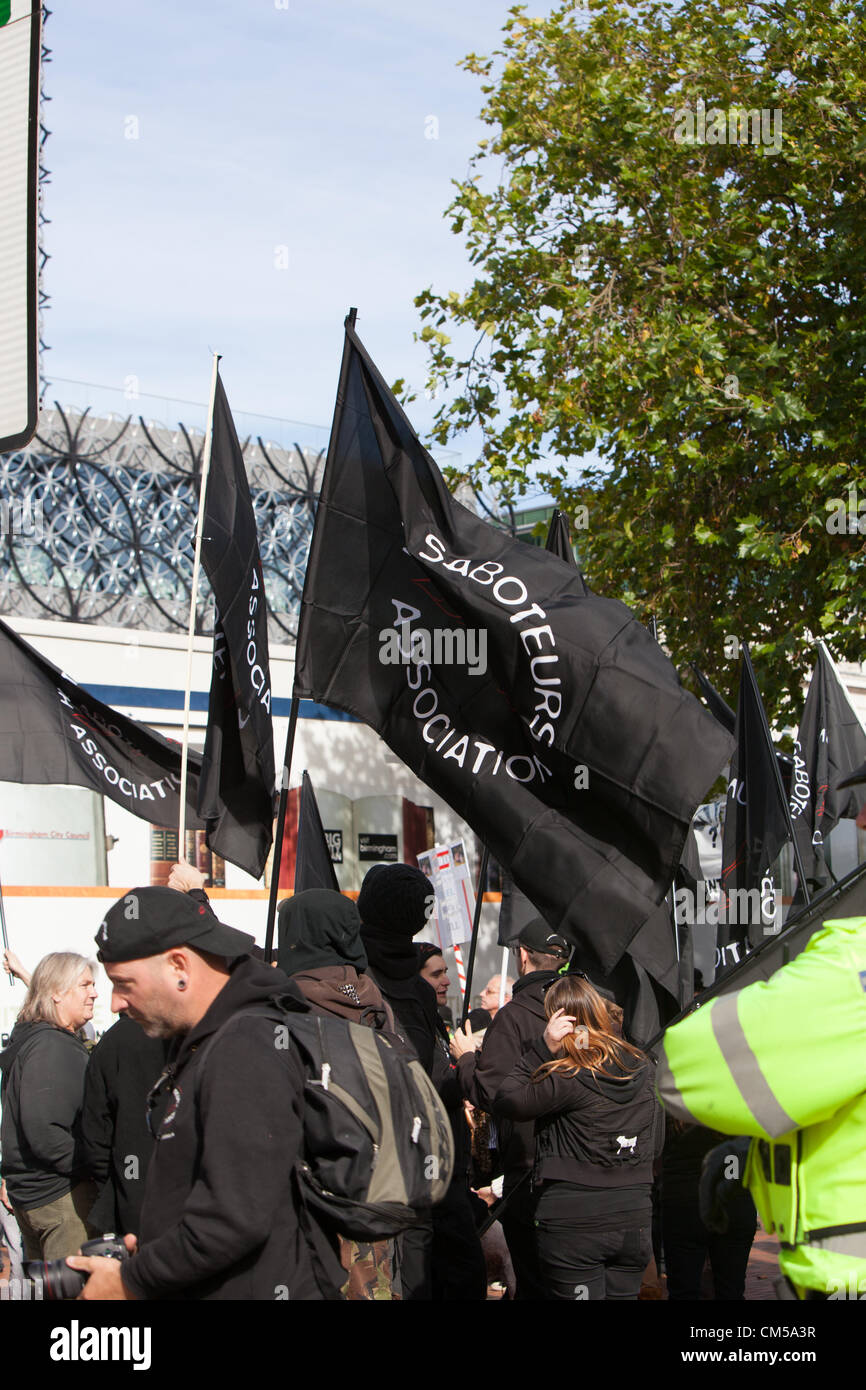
[710,994,797,1138]
[808,1231,866,1257]
[656,1049,699,1124]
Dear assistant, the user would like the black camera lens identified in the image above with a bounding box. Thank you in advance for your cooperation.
[24,1259,86,1301]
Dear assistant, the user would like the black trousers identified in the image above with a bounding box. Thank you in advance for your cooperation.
[499,1175,548,1300]
[533,1185,652,1301]
[662,1192,757,1300]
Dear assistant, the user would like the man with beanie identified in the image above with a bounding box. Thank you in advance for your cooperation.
[358,862,440,1073]
[67,887,342,1301]
[451,918,571,1299]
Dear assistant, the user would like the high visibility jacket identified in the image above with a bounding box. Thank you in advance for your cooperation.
[658,915,866,1299]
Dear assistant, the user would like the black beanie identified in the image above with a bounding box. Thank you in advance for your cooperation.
[357,863,434,939]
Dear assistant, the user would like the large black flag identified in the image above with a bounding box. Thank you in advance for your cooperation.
[0,618,203,829]
[197,371,276,879]
[294,322,733,976]
[789,642,866,887]
[294,770,339,893]
[719,645,790,963]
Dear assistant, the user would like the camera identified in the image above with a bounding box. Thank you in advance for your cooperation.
[25,1233,128,1300]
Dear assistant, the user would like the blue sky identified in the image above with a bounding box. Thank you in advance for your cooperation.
[40,0,555,483]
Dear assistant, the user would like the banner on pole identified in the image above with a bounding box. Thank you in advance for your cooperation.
[417,840,475,952]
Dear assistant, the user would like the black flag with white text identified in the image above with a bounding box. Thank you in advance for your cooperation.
[294,322,733,978]
[197,371,276,878]
[0,617,204,829]
[789,642,866,888]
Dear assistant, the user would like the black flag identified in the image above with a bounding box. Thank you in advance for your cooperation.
[789,642,866,887]
[690,664,736,735]
[719,645,790,963]
[0,618,203,829]
[294,770,339,893]
[294,322,733,977]
[197,371,276,879]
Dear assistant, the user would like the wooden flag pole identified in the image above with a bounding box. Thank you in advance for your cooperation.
[459,844,490,1028]
[497,943,510,1010]
[263,695,299,963]
[178,351,221,853]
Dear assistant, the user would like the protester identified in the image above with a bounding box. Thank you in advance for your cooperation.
[277,888,394,1030]
[661,1120,757,1300]
[418,941,450,1007]
[79,1016,170,1237]
[451,918,571,1298]
[358,863,440,1073]
[277,888,397,1300]
[495,974,662,1300]
[67,887,343,1300]
[0,953,99,1260]
[479,973,514,1020]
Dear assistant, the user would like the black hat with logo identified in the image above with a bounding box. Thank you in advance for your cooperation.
[95,887,256,963]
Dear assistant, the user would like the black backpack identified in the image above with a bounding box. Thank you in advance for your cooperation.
[199,995,455,1242]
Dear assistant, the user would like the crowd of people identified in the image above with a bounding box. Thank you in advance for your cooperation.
[0,861,760,1302]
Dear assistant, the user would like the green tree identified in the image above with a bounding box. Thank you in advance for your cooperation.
[415,0,866,723]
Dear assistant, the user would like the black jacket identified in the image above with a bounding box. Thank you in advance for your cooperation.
[495,1037,663,1189]
[0,1021,90,1211]
[365,968,439,1075]
[120,957,342,1301]
[456,969,559,1181]
[79,1017,170,1235]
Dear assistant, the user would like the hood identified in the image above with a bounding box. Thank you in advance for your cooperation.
[291,964,388,1026]
[579,1058,651,1104]
[173,955,309,1070]
[0,1020,71,1072]
[277,890,367,976]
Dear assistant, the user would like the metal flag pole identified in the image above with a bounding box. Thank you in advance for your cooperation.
[459,844,490,1028]
[263,307,359,962]
[178,351,221,857]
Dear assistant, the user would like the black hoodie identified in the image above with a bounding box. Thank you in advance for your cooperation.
[0,1020,90,1211]
[120,956,343,1301]
[494,1037,663,1189]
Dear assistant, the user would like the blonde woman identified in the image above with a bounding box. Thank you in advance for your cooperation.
[0,953,98,1260]
[494,973,662,1301]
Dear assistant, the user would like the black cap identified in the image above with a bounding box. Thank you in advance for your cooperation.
[95,887,257,964]
[513,918,571,960]
[837,759,866,790]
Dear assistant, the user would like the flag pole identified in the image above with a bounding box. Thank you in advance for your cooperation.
[497,943,509,1010]
[0,864,14,985]
[263,695,299,962]
[744,643,811,908]
[459,844,490,1027]
[178,351,221,857]
[264,308,359,962]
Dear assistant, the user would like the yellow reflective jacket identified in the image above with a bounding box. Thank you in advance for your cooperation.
[658,915,866,1299]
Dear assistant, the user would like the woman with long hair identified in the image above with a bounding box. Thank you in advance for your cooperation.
[0,952,98,1260]
[494,973,662,1300]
